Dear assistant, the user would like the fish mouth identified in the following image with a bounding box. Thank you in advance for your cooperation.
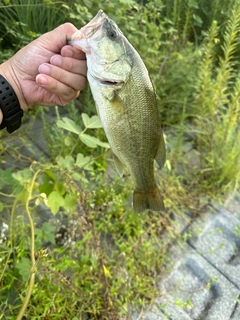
[100,80,120,85]
[68,9,107,45]
[82,10,107,37]
[89,65,123,86]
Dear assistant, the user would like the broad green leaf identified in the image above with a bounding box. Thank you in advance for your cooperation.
[39,182,54,196]
[42,222,56,244]
[55,182,65,195]
[80,133,98,148]
[76,153,93,170]
[16,257,31,281]
[57,117,82,134]
[82,113,102,128]
[12,168,33,185]
[64,135,76,147]
[47,191,65,215]
[42,221,56,234]
[0,202,3,212]
[43,170,56,182]
[16,188,29,203]
[64,193,77,211]
[76,153,90,167]
[0,168,15,189]
[80,133,110,149]
[71,172,82,181]
[71,172,89,183]
[94,139,110,148]
[57,155,74,170]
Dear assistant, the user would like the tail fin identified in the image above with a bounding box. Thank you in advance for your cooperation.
[133,187,165,214]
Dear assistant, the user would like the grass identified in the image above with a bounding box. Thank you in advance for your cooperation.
[1,0,240,319]
[0,0,70,51]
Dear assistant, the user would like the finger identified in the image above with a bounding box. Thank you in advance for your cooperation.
[61,45,86,60]
[36,74,80,104]
[50,55,87,76]
[38,63,87,91]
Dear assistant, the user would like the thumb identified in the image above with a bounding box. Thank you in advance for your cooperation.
[38,23,78,53]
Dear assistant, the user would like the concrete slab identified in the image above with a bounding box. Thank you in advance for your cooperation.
[188,208,240,290]
[157,244,240,320]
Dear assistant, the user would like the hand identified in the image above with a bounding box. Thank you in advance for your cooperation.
[0,23,87,111]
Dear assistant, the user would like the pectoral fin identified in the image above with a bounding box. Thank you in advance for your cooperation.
[112,152,125,177]
[155,131,166,169]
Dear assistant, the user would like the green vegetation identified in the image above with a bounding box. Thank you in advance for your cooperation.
[1,0,240,319]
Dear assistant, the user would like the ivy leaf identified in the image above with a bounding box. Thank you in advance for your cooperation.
[82,113,102,128]
[47,191,65,215]
[57,117,82,134]
[80,133,110,149]
[12,168,33,185]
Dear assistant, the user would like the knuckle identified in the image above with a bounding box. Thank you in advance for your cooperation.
[59,89,80,106]
[66,58,75,72]
[66,85,74,96]
[50,80,58,91]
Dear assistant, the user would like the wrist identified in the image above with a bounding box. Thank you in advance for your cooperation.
[0,60,27,111]
[0,72,24,133]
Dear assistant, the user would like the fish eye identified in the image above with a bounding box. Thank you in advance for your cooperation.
[107,29,117,39]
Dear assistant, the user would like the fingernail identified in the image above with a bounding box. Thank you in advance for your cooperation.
[50,55,62,66]
[39,64,51,74]
[36,75,48,86]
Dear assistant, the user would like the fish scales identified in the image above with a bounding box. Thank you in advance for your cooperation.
[69,10,166,213]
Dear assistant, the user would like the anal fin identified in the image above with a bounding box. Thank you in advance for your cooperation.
[112,152,125,177]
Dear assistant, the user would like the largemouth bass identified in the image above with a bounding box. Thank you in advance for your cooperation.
[69,10,166,213]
